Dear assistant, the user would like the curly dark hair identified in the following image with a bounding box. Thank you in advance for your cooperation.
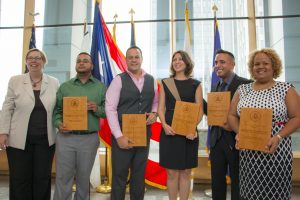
[170,50,194,78]
[248,48,282,79]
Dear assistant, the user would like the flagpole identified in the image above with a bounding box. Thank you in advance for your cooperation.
[129,8,135,26]
[204,4,217,198]
[247,0,257,51]
[24,12,38,73]
[129,8,136,47]
[212,4,218,19]
[184,0,193,58]
[183,1,195,199]
[96,146,112,193]
[83,18,87,35]
[22,0,35,73]
[91,1,112,193]
[112,14,118,43]
[170,0,176,54]
[101,14,115,194]
[90,0,128,193]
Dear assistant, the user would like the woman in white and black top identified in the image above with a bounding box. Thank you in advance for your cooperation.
[0,48,59,200]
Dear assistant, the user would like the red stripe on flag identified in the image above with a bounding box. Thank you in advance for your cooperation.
[150,122,162,142]
[101,14,127,72]
[98,13,126,147]
[99,118,112,147]
[147,120,167,188]
[145,159,167,189]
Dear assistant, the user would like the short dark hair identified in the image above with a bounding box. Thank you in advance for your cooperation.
[126,46,143,58]
[78,52,92,59]
[170,50,194,78]
[77,52,93,64]
[215,49,235,62]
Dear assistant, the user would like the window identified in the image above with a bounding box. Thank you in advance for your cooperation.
[0,0,25,106]
[0,0,300,150]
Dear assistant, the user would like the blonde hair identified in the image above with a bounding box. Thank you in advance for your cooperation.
[26,48,48,64]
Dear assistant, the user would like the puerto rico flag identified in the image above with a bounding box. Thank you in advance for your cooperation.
[91,1,167,189]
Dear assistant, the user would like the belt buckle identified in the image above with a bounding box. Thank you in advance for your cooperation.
[69,131,84,135]
[69,131,96,135]
[77,131,87,135]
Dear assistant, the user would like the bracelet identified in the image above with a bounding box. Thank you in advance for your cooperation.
[276,134,283,141]
[152,112,158,117]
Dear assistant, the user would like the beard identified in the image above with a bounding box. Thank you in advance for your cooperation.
[76,68,92,75]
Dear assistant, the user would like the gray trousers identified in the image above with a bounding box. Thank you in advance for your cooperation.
[53,133,99,200]
[111,133,150,200]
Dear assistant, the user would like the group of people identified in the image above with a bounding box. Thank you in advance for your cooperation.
[0,46,299,200]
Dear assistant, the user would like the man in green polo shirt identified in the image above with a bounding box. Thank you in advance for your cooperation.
[53,52,106,200]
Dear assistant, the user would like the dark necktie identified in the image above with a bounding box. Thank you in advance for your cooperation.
[218,81,227,92]
[215,81,227,142]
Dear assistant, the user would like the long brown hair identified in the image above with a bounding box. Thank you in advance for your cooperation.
[170,50,194,78]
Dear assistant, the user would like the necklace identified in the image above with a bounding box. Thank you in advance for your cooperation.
[30,76,43,87]
[253,80,275,90]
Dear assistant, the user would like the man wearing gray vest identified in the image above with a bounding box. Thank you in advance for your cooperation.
[105,46,159,200]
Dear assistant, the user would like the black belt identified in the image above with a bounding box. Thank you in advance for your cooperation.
[68,131,97,135]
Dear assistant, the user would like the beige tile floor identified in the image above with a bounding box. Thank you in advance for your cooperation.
[0,175,300,200]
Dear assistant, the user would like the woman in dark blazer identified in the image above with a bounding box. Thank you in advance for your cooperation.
[0,48,59,200]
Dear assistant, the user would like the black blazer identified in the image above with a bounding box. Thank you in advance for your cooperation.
[204,74,252,148]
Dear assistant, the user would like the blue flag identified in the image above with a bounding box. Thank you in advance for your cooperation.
[90,2,114,87]
[207,15,222,152]
[24,26,36,73]
[29,26,36,49]
[211,16,221,88]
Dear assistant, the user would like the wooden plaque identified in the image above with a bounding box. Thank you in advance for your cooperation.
[238,108,272,152]
[171,101,201,136]
[122,114,147,147]
[207,91,231,126]
[63,96,88,130]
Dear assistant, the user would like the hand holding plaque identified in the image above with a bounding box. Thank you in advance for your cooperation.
[171,101,201,136]
[207,92,231,126]
[122,114,146,147]
[238,108,272,152]
[63,96,88,130]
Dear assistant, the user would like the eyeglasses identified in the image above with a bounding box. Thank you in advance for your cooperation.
[27,57,42,61]
[76,59,91,64]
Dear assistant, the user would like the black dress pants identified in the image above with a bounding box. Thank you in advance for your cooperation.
[210,135,240,200]
[111,134,150,200]
[6,134,55,200]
